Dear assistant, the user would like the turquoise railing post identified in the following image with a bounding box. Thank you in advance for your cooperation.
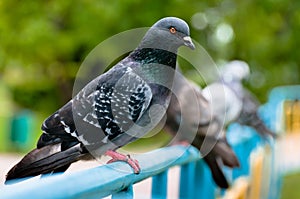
[151,170,168,199]
[193,159,215,199]
[227,123,262,180]
[268,139,282,199]
[179,161,196,199]
[112,185,134,199]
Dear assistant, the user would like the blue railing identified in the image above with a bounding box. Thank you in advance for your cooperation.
[0,128,271,199]
[2,85,298,199]
[1,145,201,199]
[259,85,300,133]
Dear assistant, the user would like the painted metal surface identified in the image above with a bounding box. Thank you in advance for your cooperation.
[1,146,200,199]
[2,85,295,199]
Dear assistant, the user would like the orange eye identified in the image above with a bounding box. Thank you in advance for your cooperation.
[169,27,176,34]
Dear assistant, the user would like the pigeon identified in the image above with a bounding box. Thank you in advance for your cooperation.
[164,72,239,189]
[5,17,195,183]
[202,60,276,138]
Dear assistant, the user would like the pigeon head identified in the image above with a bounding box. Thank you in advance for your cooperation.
[139,17,195,52]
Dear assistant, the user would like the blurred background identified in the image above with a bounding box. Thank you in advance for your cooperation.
[0,0,299,198]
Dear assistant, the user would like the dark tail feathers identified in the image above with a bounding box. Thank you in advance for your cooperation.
[211,139,240,168]
[198,139,240,189]
[202,139,240,189]
[204,154,229,189]
[5,143,85,184]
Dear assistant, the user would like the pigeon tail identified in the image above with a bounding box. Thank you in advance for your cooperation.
[204,154,229,189]
[5,143,86,184]
[190,135,239,188]
[249,114,277,139]
[211,140,240,168]
[202,141,240,189]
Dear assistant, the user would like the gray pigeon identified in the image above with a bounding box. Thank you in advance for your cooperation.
[164,72,239,189]
[5,17,195,183]
[202,60,276,138]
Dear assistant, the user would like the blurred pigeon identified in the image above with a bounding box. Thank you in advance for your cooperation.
[164,72,239,189]
[202,60,276,138]
[5,17,195,182]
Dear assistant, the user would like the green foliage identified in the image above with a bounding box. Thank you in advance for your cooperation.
[0,0,299,114]
[281,172,300,199]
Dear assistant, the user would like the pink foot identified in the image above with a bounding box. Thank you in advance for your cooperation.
[105,150,141,174]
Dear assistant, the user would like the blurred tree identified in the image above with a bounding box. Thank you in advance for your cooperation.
[0,0,299,115]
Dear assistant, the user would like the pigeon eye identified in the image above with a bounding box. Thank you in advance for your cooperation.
[169,27,177,34]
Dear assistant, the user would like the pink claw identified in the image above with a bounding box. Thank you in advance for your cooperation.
[105,150,141,174]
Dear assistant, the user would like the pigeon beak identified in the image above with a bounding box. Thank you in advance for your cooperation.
[183,36,195,50]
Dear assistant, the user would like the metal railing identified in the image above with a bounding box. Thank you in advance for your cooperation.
[0,131,270,199]
[1,145,201,199]
[3,85,298,199]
